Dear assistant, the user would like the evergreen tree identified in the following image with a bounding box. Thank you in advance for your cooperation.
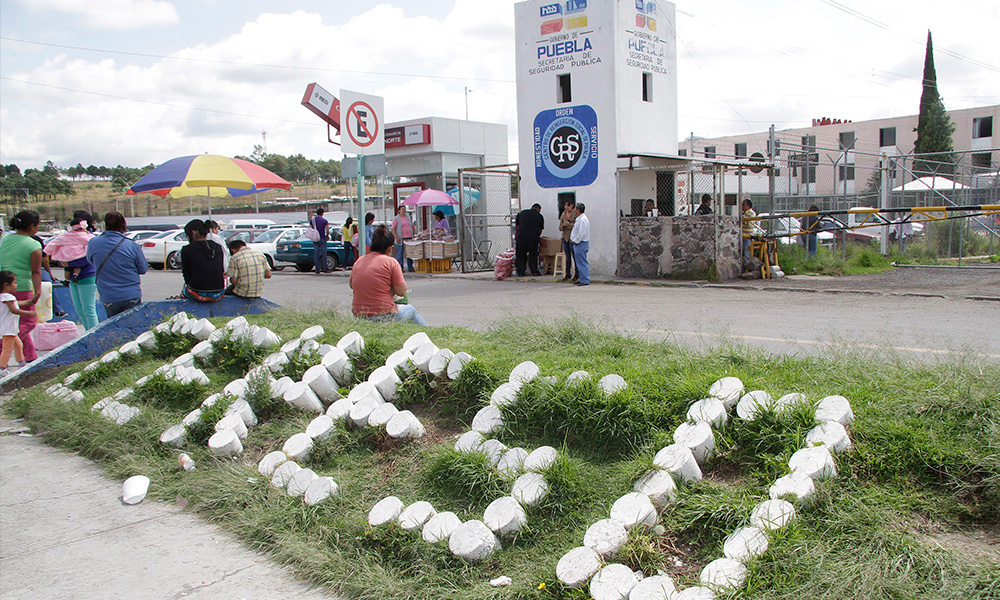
[913,31,955,176]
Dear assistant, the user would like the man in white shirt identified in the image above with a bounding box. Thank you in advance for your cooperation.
[570,203,590,286]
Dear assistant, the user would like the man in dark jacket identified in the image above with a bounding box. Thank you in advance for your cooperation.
[180,219,226,302]
[514,203,544,276]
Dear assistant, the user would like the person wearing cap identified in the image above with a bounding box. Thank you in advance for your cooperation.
[86,211,148,317]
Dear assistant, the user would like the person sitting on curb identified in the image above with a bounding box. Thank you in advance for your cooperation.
[350,225,427,326]
[225,239,271,299]
[180,219,225,302]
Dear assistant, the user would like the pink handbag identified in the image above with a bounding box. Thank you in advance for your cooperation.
[33,321,80,351]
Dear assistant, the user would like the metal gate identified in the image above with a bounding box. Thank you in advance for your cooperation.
[456,164,519,272]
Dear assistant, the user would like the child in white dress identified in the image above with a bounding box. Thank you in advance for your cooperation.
[0,270,36,377]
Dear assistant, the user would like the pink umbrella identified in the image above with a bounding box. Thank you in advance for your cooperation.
[399,189,458,207]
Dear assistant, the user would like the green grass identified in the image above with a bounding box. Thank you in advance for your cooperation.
[4,310,999,600]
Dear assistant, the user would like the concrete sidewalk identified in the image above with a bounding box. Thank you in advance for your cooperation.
[0,428,340,600]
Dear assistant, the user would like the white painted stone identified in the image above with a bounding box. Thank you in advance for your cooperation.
[258,451,288,478]
[736,390,774,420]
[50,386,70,399]
[815,394,854,425]
[421,511,462,543]
[270,460,301,489]
[136,330,156,350]
[599,374,627,395]
[428,348,455,378]
[152,364,171,377]
[446,352,473,381]
[113,388,134,402]
[566,370,591,384]
[399,500,437,531]
[252,327,280,347]
[208,429,243,457]
[169,311,188,325]
[270,376,294,398]
[368,496,405,526]
[181,318,198,336]
[316,344,334,356]
[190,318,216,341]
[773,392,807,413]
[349,396,383,428]
[723,526,769,562]
[483,496,526,535]
[673,421,715,464]
[299,325,324,341]
[191,340,214,359]
[750,499,796,531]
[384,348,414,374]
[509,361,539,385]
[107,403,140,424]
[411,341,439,373]
[153,322,170,334]
[286,467,318,497]
[674,586,716,600]
[589,563,640,600]
[83,361,101,373]
[282,432,314,461]
[489,382,520,408]
[479,439,508,468]
[806,421,852,453]
[511,472,548,506]
[336,331,365,355]
[369,365,401,401]
[99,350,121,364]
[306,414,336,440]
[172,353,194,369]
[47,382,66,395]
[366,402,399,428]
[687,398,728,428]
[245,365,274,385]
[224,315,248,331]
[471,404,504,434]
[629,575,678,600]
[284,382,324,414]
[496,447,528,479]
[524,445,558,472]
[347,381,383,405]
[226,398,258,427]
[280,338,303,357]
[789,445,838,479]
[610,492,658,530]
[449,519,499,561]
[159,424,186,447]
[700,557,747,592]
[304,365,340,404]
[264,351,290,373]
[224,378,248,399]
[326,398,353,422]
[768,471,816,503]
[386,410,425,439]
[402,331,431,353]
[556,546,603,588]
[455,430,485,454]
[66,390,85,403]
[298,339,320,357]
[584,518,629,559]
[169,315,187,334]
[215,413,248,439]
[181,408,203,427]
[119,341,141,356]
[208,328,228,343]
[634,468,678,509]
[303,476,338,506]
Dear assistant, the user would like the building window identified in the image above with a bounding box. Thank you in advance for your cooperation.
[678,149,687,157]
[801,135,816,151]
[704,146,716,159]
[972,152,992,172]
[973,116,993,139]
[800,165,816,184]
[767,139,780,157]
[558,74,572,103]
[879,127,896,147]
[839,132,855,151]
[735,143,747,158]
[838,165,856,180]
[642,72,653,102]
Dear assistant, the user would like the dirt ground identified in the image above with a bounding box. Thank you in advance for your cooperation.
[719,267,1000,299]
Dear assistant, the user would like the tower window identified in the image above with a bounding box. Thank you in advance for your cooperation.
[558,74,572,103]
[642,72,653,102]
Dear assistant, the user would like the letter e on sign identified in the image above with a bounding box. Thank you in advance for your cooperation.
[339,89,385,155]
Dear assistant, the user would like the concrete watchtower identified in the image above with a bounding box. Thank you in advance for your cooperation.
[514,0,679,276]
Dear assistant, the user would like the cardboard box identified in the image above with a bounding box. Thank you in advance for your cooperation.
[404,241,425,259]
[427,240,459,258]
[539,237,562,256]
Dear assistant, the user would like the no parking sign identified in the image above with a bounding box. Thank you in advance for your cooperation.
[339,90,384,155]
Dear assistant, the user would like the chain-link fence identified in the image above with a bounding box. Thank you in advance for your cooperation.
[456,164,519,272]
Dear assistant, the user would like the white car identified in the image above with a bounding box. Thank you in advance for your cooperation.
[125,229,162,242]
[758,213,834,246]
[140,229,187,270]
[246,226,307,269]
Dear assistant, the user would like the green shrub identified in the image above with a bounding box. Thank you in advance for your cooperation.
[132,372,208,412]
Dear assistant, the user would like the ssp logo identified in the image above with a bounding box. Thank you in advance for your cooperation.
[533,105,599,188]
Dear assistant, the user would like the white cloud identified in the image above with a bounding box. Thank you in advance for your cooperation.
[18,0,180,30]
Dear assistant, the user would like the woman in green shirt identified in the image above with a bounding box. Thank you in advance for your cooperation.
[0,210,43,362]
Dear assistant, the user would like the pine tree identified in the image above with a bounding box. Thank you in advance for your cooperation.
[913,31,955,176]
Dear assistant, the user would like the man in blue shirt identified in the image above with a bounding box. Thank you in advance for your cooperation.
[86,211,148,317]
[312,208,330,274]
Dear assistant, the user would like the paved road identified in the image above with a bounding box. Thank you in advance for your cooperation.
[142,268,1000,360]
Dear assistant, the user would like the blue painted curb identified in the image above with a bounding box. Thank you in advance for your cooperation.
[2,296,280,392]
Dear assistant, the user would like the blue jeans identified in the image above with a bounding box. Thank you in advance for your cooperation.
[364,303,428,326]
[572,241,589,284]
[104,298,141,318]
[806,233,817,258]
[313,240,328,272]
[396,241,414,271]
[561,239,575,278]
[743,239,751,260]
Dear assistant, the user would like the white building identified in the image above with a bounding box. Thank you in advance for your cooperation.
[515,0,681,276]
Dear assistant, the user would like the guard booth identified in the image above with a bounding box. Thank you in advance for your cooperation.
[385,117,510,271]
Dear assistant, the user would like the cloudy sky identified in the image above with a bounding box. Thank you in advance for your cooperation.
[1,0,997,170]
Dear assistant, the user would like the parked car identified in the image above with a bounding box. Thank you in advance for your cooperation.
[758,213,834,246]
[141,229,187,269]
[246,226,308,270]
[125,229,162,242]
[275,232,355,272]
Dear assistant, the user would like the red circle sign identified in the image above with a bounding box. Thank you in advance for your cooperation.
[346,101,379,148]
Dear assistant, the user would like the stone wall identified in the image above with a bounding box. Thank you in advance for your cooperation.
[618,216,740,280]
